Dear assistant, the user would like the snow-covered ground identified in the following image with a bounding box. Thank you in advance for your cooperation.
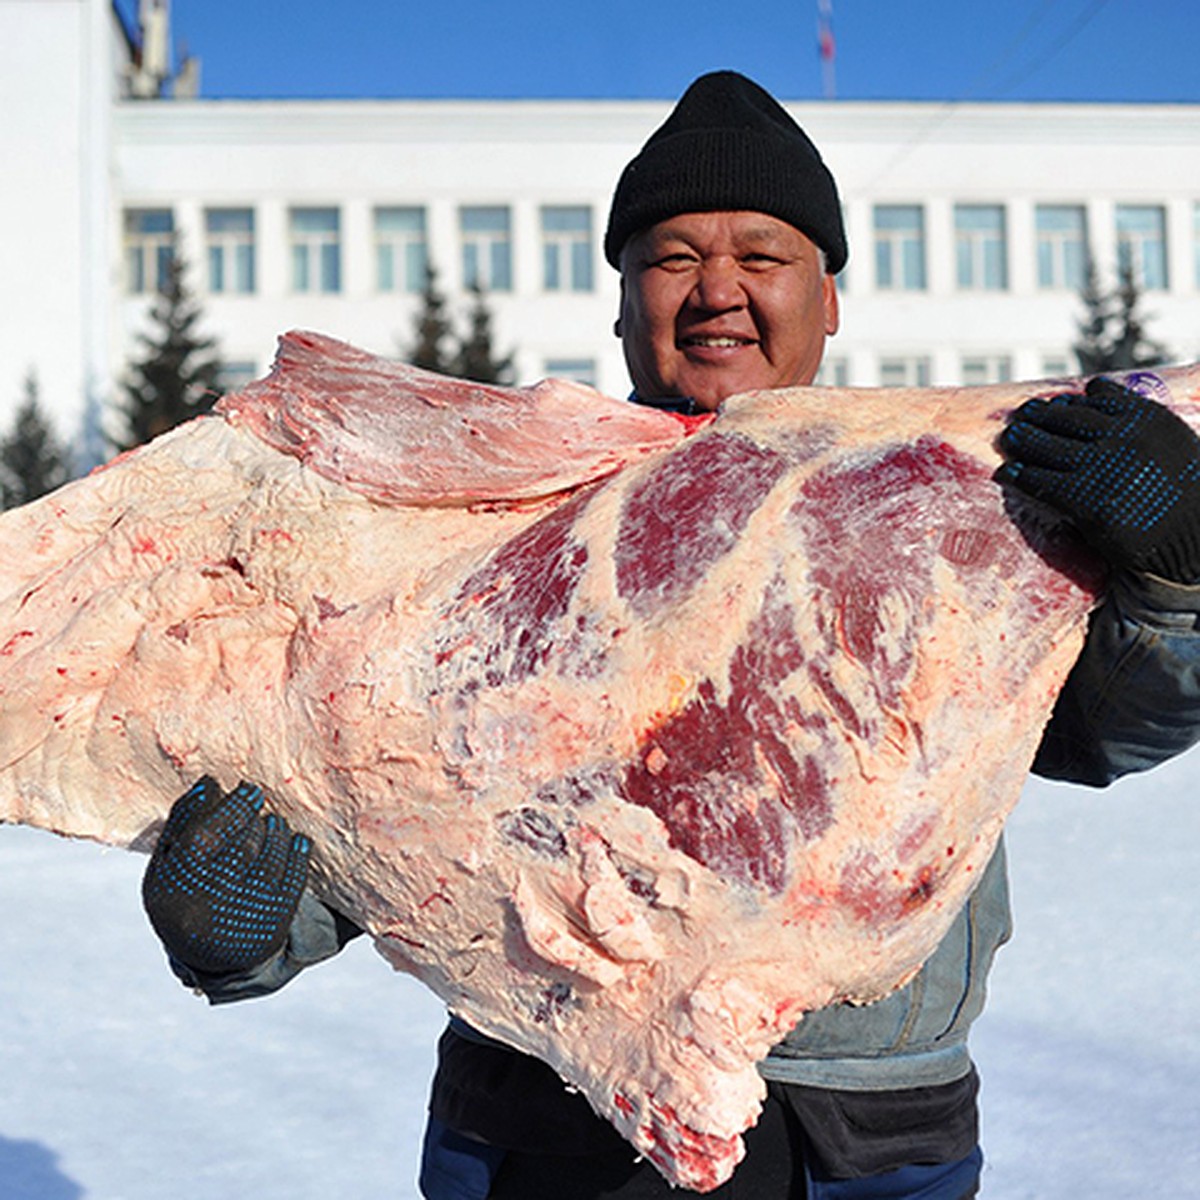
[2,748,1198,1199]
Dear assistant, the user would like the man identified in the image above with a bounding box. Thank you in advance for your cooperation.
[142,72,1200,1199]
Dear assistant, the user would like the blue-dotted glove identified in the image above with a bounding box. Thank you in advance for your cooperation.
[142,776,311,976]
[996,376,1200,584]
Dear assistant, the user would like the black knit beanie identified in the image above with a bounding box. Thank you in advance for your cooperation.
[604,70,847,274]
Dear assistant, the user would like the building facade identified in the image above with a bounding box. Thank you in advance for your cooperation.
[6,0,1200,470]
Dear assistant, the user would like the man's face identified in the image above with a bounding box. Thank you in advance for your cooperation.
[617,211,839,412]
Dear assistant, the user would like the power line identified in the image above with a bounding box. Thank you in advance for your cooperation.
[862,0,1116,191]
[990,0,1114,97]
[956,0,1061,102]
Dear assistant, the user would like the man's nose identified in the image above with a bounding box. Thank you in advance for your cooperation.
[691,256,744,311]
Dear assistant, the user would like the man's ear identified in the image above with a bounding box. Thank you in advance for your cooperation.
[614,277,625,338]
[823,274,840,337]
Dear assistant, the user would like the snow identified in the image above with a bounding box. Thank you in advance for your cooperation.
[1,748,1198,1199]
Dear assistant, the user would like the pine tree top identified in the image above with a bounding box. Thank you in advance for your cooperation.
[1074,259,1170,374]
[115,249,224,454]
[404,269,513,383]
[409,265,457,374]
[452,284,514,384]
[0,372,68,509]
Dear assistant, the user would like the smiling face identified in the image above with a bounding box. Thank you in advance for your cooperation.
[617,211,840,412]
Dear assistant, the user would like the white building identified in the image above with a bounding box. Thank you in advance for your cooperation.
[5,0,1200,471]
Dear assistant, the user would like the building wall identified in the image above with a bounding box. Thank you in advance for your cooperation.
[0,0,87,434]
[817,103,1200,385]
[3,0,1199,465]
[114,100,650,399]
[0,0,121,463]
[113,97,1200,405]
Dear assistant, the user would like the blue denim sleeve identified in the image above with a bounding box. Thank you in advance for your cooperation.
[1033,569,1200,786]
[168,889,364,1005]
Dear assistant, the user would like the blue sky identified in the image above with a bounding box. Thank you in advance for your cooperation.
[153,0,1200,104]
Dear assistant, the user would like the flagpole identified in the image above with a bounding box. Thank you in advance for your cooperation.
[817,0,836,99]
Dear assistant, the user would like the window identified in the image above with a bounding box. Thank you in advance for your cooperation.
[955,206,1008,291]
[874,205,926,290]
[961,354,1012,386]
[1116,204,1168,290]
[124,208,174,294]
[461,206,512,291]
[216,360,258,394]
[290,207,341,293]
[815,357,850,387]
[544,358,597,387]
[1194,202,1200,288]
[879,357,931,387]
[1041,355,1072,379]
[541,207,593,292]
[205,208,255,294]
[375,207,428,293]
[834,206,849,291]
[1036,205,1088,290]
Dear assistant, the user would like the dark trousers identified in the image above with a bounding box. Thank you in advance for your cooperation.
[421,1093,982,1200]
[421,1024,982,1200]
[489,1082,803,1199]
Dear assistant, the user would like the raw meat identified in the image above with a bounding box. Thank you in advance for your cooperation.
[2,330,1198,1190]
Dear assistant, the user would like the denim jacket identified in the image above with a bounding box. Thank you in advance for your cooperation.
[185,570,1200,1091]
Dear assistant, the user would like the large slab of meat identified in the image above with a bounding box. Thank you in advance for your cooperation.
[3,331,1198,1190]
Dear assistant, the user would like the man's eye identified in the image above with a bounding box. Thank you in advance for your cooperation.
[650,253,698,270]
[742,253,783,268]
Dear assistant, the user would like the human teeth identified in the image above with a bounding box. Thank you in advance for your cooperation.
[687,337,745,347]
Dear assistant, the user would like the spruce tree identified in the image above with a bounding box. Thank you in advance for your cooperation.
[1073,258,1170,373]
[452,283,514,384]
[115,249,222,452]
[409,265,457,374]
[0,372,68,509]
[1108,260,1170,370]
[404,269,514,383]
[1073,259,1115,375]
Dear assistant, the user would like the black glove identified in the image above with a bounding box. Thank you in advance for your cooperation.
[996,376,1200,583]
[142,776,311,976]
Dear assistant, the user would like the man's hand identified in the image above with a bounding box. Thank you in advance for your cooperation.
[996,376,1200,583]
[142,776,311,976]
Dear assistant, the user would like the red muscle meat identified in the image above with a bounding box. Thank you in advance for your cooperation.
[2,331,1198,1190]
